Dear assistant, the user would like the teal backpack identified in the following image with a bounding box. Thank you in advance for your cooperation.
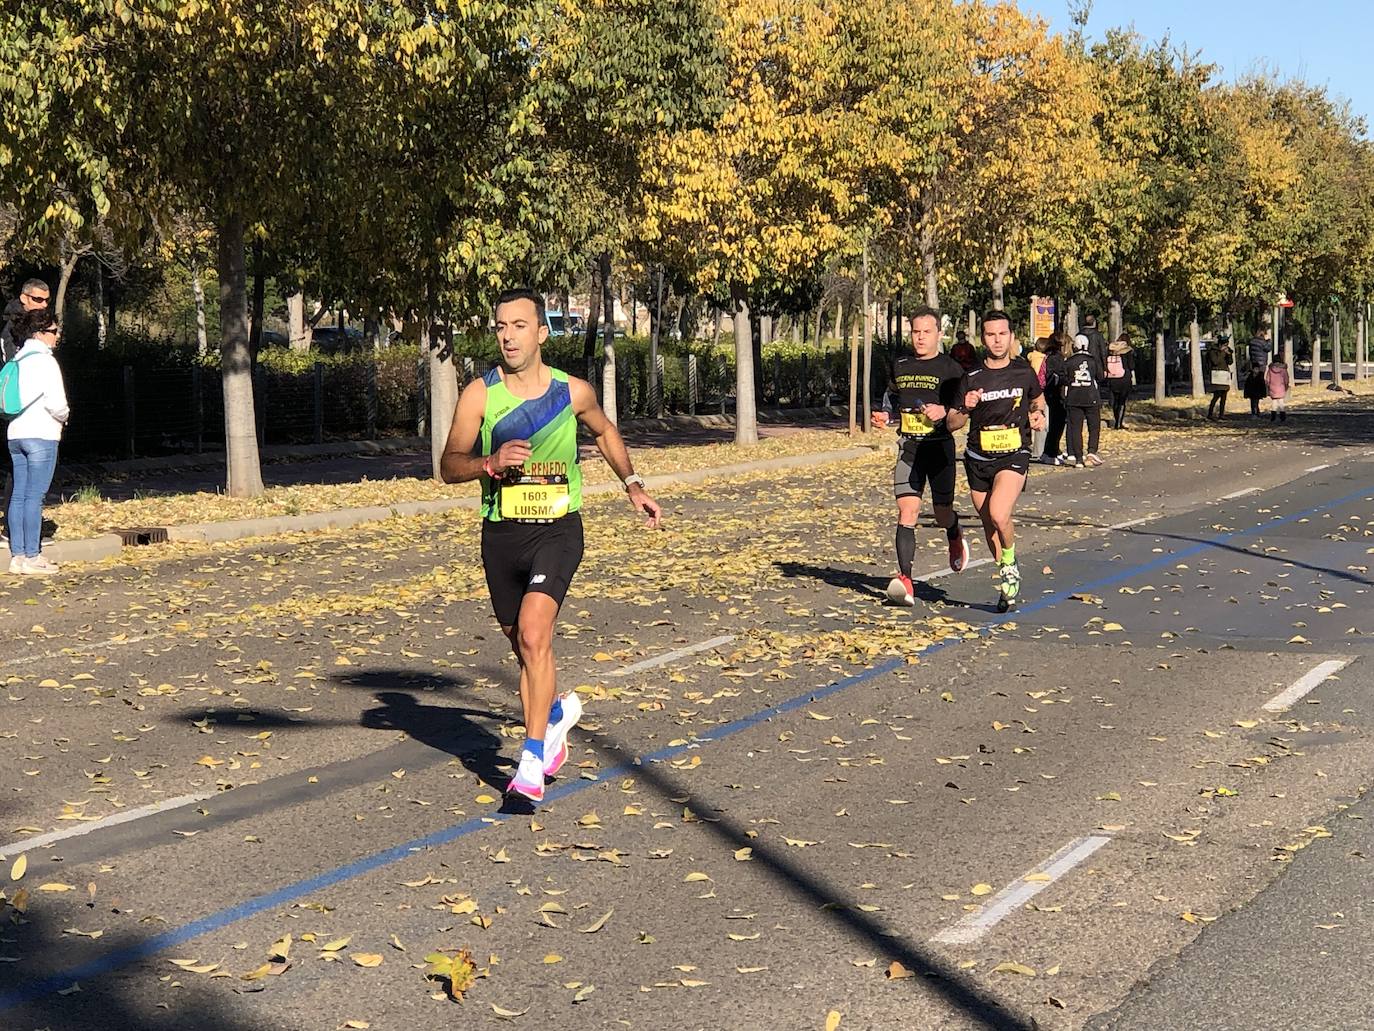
[0,351,39,419]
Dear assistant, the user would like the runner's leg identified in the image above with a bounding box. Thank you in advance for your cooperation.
[515,592,560,744]
[969,488,998,563]
[895,495,920,577]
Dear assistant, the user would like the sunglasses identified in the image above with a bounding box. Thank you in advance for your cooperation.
[23,293,49,303]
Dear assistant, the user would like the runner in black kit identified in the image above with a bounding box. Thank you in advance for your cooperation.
[871,305,969,606]
[946,310,1046,613]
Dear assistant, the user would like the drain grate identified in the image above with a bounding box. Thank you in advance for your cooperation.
[114,526,169,546]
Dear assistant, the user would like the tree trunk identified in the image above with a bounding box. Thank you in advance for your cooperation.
[217,212,264,497]
[286,291,308,351]
[861,245,872,433]
[712,308,722,349]
[833,302,843,342]
[192,260,209,357]
[1153,326,1165,403]
[428,319,459,479]
[249,240,265,362]
[1333,311,1343,389]
[732,287,758,445]
[96,261,107,348]
[648,266,664,417]
[991,263,1008,311]
[1189,311,1204,398]
[1358,303,1367,381]
[813,306,823,349]
[1109,297,1123,341]
[1064,300,1079,338]
[1282,309,1293,371]
[967,308,976,345]
[750,311,764,403]
[848,303,860,436]
[54,249,80,322]
[602,257,618,424]
[583,255,603,359]
[920,237,939,308]
[1226,319,1238,386]
[1312,327,1322,387]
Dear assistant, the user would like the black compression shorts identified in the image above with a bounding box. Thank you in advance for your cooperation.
[894,436,957,506]
[480,513,585,627]
[963,452,1030,494]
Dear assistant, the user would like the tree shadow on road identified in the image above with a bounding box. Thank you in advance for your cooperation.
[0,903,265,1031]
[573,727,1038,1031]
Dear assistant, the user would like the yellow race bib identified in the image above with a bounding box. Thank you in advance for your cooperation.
[499,479,571,522]
[899,409,935,436]
[978,427,1021,453]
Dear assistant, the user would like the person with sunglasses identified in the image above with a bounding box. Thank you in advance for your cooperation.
[6,309,68,575]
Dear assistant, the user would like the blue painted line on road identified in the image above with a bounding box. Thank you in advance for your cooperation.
[4,475,1370,1012]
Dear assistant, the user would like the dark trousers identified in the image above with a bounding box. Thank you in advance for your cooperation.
[1067,405,1101,460]
[1044,397,1067,457]
[1208,389,1228,419]
[1110,388,1130,429]
[0,469,10,531]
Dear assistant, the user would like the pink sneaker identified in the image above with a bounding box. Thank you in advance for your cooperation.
[507,751,545,803]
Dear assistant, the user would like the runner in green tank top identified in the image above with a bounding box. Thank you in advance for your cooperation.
[441,288,662,805]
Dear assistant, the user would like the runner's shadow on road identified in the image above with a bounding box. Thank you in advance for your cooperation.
[774,560,889,601]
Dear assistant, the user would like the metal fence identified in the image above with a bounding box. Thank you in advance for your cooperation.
[57,346,869,462]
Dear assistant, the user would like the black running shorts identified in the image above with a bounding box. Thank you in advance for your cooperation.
[894,436,957,506]
[963,452,1030,494]
[480,513,584,627]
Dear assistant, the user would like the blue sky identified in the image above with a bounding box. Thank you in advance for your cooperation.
[1024,0,1370,131]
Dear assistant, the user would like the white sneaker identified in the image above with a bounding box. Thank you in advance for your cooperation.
[1085,453,1103,467]
[1064,455,1079,467]
[507,750,546,803]
[24,555,59,575]
[8,556,25,574]
[543,691,584,776]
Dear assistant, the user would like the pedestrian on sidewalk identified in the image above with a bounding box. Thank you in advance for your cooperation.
[1244,327,1272,418]
[1207,336,1234,420]
[1063,334,1104,467]
[6,309,68,575]
[1081,314,1109,382]
[1105,333,1135,429]
[0,279,49,540]
[950,329,978,372]
[1038,332,1069,464]
[1028,338,1050,459]
[1266,354,1290,423]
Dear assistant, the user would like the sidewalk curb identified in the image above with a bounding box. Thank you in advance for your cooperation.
[46,534,125,564]
[78,445,881,557]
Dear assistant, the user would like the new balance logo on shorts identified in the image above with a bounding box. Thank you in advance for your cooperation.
[529,573,547,585]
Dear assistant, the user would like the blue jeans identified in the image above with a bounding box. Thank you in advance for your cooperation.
[8,438,58,558]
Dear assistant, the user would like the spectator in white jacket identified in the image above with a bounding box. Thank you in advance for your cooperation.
[7,309,68,575]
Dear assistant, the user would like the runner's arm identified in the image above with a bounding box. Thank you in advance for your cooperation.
[570,377,662,528]
[438,380,490,483]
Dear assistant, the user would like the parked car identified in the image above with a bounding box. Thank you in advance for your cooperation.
[311,326,367,353]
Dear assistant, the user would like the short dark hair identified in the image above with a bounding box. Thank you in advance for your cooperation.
[1084,313,1098,328]
[14,308,59,339]
[981,310,1011,330]
[20,278,49,298]
[493,287,546,326]
[908,305,940,327]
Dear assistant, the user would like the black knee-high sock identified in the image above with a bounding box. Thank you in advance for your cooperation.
[896,524,916,577]
[946,514,961,541]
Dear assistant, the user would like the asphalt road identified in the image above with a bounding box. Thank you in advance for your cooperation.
[4,400,1374,1030]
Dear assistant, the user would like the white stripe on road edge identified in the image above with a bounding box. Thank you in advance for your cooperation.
[1306,464,1331,473]
[609,635,736,677]
[0,791,217,859]
[1221,486,1259,501]
[923,557,993,581]
[929,835,1112,945]
[1262,659,1352,712]
[1107,516,1155,532]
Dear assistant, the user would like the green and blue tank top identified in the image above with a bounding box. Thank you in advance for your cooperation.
[479,366,582,522]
